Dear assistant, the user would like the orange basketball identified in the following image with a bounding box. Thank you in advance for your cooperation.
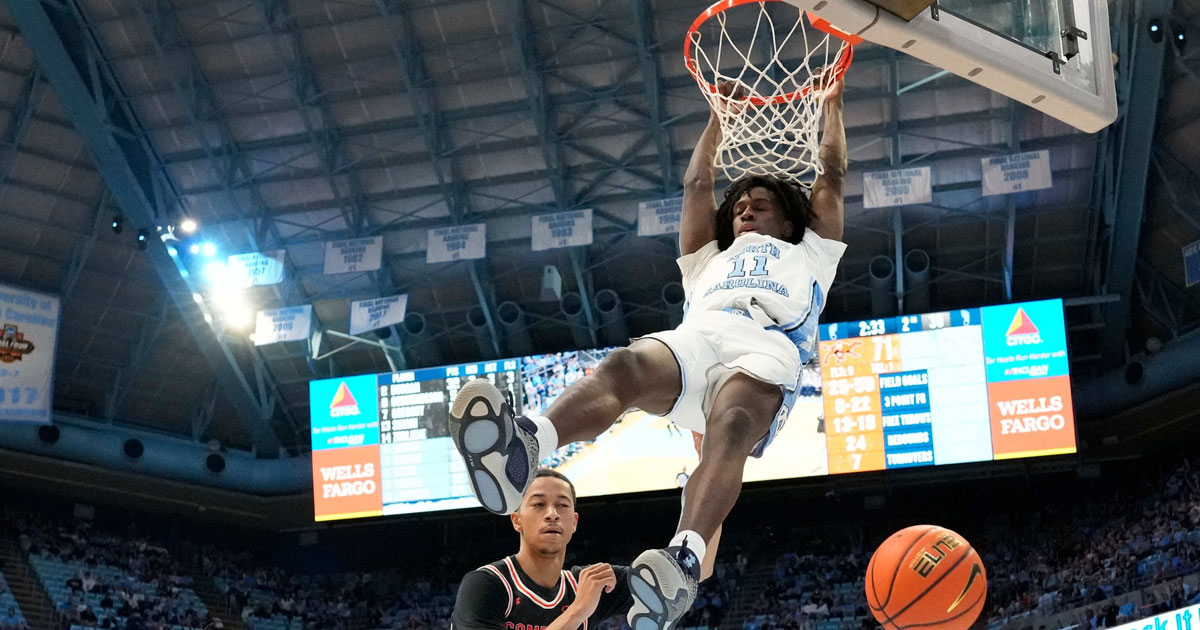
[864,525,987,630]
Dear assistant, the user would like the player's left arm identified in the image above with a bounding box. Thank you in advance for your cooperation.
[808,77,847,242]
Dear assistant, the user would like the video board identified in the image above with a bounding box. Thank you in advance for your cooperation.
[310,299,1076,521]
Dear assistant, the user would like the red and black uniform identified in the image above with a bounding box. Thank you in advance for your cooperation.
[451,556,632,630]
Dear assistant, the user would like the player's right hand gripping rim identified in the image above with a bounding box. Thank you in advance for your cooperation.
[448,379,541,515]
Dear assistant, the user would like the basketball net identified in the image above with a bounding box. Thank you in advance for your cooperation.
[686,0,858,188]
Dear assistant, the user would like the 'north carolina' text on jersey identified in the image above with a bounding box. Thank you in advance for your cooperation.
[680,230,846,363]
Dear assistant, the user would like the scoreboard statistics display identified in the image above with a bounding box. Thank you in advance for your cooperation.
[309,298,1077,521]
[818,298,1076,474]
[310,358,527,521]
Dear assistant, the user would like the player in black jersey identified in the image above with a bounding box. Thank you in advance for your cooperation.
[452,466,720,630]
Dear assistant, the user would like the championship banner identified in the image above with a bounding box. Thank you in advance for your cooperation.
[227,250,285,287]
[638,197,684,236]
[323,237,382,275]
[531,209,593,251]
[0,283,59,423]
[1185,239,1200,288]
[350,295,408,336]
[253,305,313,345]
[981,150,1052,196]
[426,223,487,264]
[863,167,933,208]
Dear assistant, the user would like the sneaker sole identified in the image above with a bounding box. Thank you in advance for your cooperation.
[448,380,521,515]
[627,550,689,630]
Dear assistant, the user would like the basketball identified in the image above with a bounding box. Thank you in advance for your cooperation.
[864,525,987,630]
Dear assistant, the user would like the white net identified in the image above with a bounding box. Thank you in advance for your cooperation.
[687,1,854,188]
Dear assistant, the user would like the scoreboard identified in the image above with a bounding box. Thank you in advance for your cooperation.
[310,358,527,521]
[309,299,1077,522]
[818,299,1076,474]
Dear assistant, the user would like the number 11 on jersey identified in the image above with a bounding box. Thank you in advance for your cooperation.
[728,255,769,279]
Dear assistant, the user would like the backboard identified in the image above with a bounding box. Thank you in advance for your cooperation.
[785,0,1117,132]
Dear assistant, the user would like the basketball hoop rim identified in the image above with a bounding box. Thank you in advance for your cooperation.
[684,0,860,107]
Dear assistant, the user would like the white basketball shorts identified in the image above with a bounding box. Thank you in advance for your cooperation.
[638,308,801,457]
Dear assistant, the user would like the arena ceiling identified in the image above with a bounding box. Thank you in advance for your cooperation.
[0,0,1196,456]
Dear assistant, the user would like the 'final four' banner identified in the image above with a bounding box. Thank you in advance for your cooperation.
[227,250,285,286]
[531,209,593,251]
[350,295,408,336]
[863,167,933,208]
[981,150,1053,196]
[427,224,487,263]
[0,283,59,423]
[253,305,313,345]
[637,197,683,236]
[324,237,382,275]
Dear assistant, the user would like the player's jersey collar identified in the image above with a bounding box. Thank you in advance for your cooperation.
[505,556,569,609]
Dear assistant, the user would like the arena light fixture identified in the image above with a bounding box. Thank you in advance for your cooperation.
[179,218,198,233]
[204,262,227,282]
[136,229,149,250]
[201,242,217,257]
[110,214,124,234]
[213,290,253,330]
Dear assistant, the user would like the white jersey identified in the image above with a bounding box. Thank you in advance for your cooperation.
[678,229,846,364]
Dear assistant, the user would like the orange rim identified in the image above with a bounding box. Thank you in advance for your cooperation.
[684,0,857,106]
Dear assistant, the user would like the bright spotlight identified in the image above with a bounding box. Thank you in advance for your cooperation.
[192,293,204,304]
[136,230,149,250]
[180,218,198,234]
[204,262,228,282]
[201,242,217,257]
[214,290,253,329]
[225,307,253,329]
[189,244,201,255]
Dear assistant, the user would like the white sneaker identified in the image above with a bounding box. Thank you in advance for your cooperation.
[448,379,541,515]
[627,546,700,630]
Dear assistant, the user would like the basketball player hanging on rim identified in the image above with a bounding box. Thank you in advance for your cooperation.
[448,73,847,629]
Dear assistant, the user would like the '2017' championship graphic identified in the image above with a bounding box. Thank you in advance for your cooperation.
[818,298,1075,473]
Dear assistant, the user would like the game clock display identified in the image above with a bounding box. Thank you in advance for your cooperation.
[818,298,1076,474]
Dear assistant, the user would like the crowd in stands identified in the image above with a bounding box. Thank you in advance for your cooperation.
[737,532,872,630]
[741,458,1200,630]
[201,545,460,630]
[521,350,595,416]
[5,450,1200,630]
[7,509,223,630]
[0,571,31,630]
[979,459,1200,627]
[520,350,600,469]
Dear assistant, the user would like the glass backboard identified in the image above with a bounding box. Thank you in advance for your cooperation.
[785,0,1116,132]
